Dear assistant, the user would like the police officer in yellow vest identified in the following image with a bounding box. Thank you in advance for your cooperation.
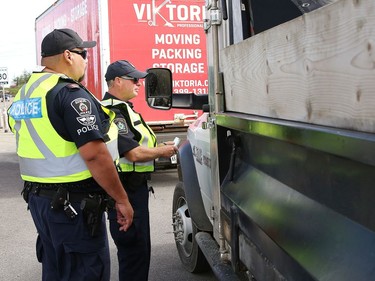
[102,60,178,281]
[7,29,133,281]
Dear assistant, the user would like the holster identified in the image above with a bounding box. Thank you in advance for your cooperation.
[21,182,33,203]
[80,194,114,237]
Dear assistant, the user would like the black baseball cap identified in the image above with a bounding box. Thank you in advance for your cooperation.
[41,28,96,57]
[105,60,148,81]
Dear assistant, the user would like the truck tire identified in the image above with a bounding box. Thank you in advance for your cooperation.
[172,182,209,273]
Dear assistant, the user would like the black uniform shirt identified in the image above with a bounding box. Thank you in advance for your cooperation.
[102,92,139,157]
[46,82,108,148]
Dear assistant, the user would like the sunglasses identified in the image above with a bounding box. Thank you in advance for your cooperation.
[69,49,88,60]
[120,76,140,83]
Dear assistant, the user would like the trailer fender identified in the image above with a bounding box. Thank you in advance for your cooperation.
[178,141,212,232]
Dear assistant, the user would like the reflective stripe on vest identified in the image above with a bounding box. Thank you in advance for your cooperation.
[102,99,156,172]
[8,73,118,183]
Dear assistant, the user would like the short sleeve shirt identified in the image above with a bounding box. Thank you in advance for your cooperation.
[46,83,108,148]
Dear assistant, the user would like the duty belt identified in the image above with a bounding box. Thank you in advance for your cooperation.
[22,181,106,203]
[120,172,150,185]
[22,182,113,228]
[27,185,95,202]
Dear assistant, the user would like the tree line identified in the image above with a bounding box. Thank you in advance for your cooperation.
[6,71,31,96]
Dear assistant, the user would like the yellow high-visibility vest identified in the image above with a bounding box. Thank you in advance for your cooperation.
[102,98,157,172]
[8,72,118,183]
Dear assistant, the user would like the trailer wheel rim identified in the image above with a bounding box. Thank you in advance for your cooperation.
[173,198,193,256]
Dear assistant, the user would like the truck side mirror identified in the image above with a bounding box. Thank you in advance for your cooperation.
[145,67,209,110]
[145,68,172,110]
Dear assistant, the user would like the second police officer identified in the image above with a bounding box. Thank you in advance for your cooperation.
[102,60,178,281]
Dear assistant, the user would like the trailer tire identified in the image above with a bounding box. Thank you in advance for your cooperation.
[172,182,210,273]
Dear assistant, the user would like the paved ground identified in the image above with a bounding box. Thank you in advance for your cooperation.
[0,130,216,281]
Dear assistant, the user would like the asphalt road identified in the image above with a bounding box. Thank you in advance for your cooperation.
[0,131,216,281]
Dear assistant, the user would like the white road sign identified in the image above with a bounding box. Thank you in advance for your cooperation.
[0,67,9,85]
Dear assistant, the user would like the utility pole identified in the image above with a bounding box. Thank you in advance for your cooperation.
[0,67,9,132]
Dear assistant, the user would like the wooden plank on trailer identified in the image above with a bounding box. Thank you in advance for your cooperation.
[221,0,375,133]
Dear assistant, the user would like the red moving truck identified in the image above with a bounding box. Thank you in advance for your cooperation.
[35,0,207,167]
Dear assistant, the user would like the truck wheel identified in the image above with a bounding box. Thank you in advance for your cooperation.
[172,182,209,273]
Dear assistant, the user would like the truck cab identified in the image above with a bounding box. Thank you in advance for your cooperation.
[146,0,375,280]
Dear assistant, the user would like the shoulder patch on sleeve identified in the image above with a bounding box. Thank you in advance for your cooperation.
[114,118,129,135]
[71,98,96,126]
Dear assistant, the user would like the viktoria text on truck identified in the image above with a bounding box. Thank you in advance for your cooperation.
[35,0,208,168]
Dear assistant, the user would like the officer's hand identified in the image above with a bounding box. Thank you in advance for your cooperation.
[115,201,134,231]
[159,143,178,158]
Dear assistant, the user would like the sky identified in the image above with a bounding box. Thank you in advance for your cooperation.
[0,0,56,84]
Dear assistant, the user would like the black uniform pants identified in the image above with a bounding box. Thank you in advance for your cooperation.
[28,193,110,281]
[108,174,151,281]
